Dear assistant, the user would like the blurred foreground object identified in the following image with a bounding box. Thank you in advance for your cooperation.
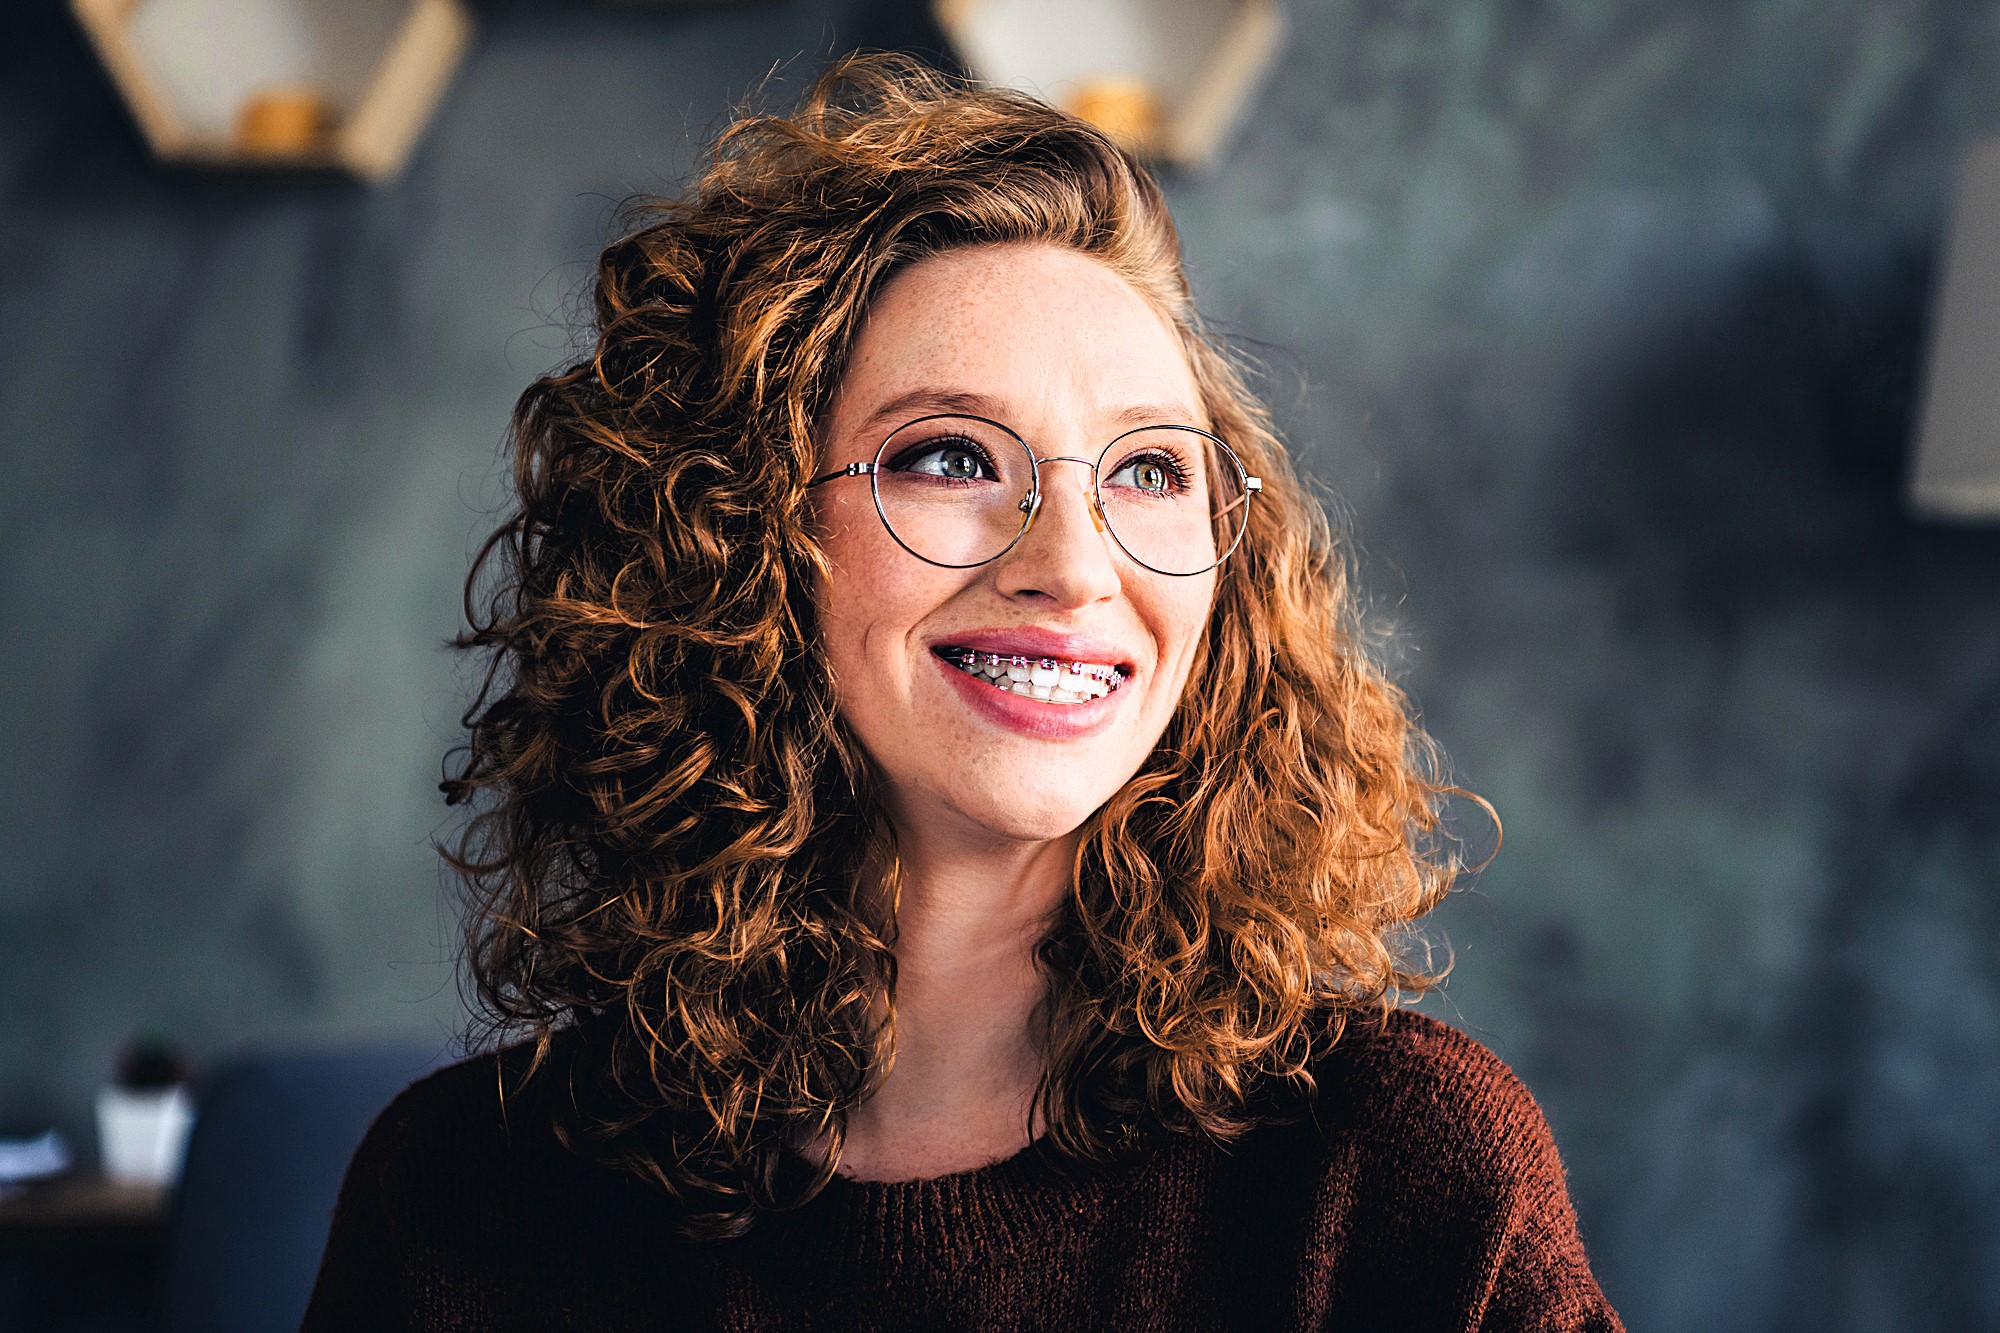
[97,1035,194,1186]
[1911,137,2000,519]
[71,0,472,182]
[933,0,1284,167]
[156,1044,446,1333]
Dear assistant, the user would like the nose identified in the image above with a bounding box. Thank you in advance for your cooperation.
[992,457,1120,608]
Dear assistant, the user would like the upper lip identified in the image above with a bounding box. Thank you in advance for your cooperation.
[928,627,1140,673]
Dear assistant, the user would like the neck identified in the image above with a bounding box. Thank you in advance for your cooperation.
[836,810,1076,1182]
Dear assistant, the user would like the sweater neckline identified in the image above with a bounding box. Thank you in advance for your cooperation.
[822,1131,1049,1189]
[775,1139,1137,1267]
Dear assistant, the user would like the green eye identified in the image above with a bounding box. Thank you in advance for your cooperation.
[898,441,992,481]
[1108,454,1180,494]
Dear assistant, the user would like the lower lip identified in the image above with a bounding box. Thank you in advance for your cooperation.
[933,655,1128,740]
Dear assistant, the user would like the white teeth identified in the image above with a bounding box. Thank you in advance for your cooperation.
[944,649,1124,705]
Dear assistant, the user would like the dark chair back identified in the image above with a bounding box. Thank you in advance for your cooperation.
[156,1042,450,1333]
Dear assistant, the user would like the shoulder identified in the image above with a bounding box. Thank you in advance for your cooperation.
[330,1032,651,1254]
[1313,1008,1547,1129]
[309,1035,677,1325]
[1284,1010,1621,1327]
[361,1043,516,1152]
[341,1037,566,1205]
[1303,1008,1568,1200]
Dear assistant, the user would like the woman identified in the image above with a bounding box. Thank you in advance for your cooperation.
[305,54,1622,1331]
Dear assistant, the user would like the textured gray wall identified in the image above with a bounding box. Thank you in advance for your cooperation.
[3,2,1998,1329]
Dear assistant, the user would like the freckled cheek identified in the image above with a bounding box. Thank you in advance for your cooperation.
[815,497,898,626]
[1145,580,1217,690]
[818,586,903,704]
[819,615,914,767]
[811,563,888,704]
[816,537,964,703]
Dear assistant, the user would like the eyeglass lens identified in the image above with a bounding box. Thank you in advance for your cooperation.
[870,416,1248,576]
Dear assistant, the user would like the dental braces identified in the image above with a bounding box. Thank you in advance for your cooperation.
[954,649,1122,687]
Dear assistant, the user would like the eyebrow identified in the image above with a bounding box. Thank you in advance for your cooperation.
[851,388,1208,440]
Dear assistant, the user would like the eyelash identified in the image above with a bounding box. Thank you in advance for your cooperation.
[884,438,1196,495]
[886,435,996,481]
[1113,449,1194,493]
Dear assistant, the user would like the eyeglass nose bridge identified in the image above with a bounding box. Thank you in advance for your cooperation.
[1016,454,1108,534]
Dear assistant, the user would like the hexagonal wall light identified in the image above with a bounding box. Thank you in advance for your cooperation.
[72,0,472,183]
[933,0,1286,169]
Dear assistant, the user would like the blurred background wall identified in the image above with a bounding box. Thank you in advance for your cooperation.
[2,0,1997,1328]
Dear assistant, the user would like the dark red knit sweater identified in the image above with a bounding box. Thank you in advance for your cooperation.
[302,1010,1621,1331]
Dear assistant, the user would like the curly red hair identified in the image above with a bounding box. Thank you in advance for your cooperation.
[445,52,1464,1238]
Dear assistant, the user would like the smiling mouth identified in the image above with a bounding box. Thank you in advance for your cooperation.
[937,648,1128,704]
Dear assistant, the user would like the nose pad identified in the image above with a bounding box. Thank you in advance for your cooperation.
[1017,490,1041,531]
[1015,484,1105,535]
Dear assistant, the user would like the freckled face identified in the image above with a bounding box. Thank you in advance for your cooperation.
[812,244,1217,846]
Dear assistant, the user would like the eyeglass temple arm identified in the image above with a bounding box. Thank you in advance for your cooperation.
[1210,477,1263,522]
[807,461,879,488]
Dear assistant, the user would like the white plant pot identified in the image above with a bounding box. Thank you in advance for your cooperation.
[95,1084,195,1185]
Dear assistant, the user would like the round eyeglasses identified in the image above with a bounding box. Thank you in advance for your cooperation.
[808,414,1261,577]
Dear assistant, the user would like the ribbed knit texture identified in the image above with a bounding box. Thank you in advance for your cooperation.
[302,1011,1622,1331]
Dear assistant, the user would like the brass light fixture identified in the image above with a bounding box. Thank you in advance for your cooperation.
[72,0,472,183]
[933,0,1286,169]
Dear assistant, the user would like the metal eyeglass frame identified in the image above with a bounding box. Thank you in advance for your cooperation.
[806,412,1263,577]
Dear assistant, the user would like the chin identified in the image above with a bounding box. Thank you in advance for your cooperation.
[940,774,1112,846]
